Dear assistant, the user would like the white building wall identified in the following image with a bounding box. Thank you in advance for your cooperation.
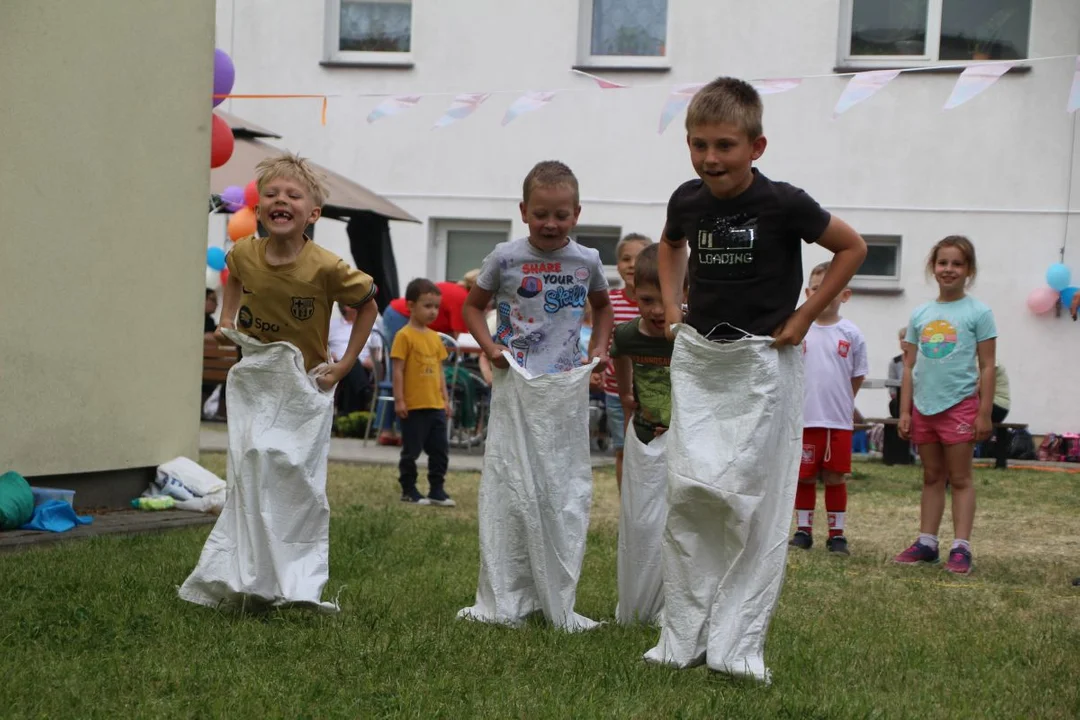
[214,0,1080,432]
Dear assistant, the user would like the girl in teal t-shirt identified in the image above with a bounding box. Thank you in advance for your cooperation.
[894,236,997,576]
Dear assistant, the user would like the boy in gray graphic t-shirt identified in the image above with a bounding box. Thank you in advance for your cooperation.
[466,161,613,375]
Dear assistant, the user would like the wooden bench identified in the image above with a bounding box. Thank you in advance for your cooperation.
[202,344,239,420]
[864,418,1029,469]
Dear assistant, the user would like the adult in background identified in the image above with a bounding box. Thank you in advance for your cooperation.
[883,326,913,465]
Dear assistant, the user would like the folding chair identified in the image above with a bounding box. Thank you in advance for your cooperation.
[362,328,393,447]
[437,332,463,442]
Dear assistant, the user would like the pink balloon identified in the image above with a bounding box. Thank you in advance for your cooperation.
[1027,286,1059,315]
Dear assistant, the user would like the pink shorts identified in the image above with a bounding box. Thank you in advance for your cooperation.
[912,396,979,446]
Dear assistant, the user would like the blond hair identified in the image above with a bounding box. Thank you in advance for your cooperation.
[926,235,978,285]
[255,152,329,207]
[522,160,580,205]
[809,261,831,279]
[615,232,652,258]
[686,77,763,138]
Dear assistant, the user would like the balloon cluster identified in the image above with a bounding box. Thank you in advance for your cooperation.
[207,48,261,284]
[1027,263,1077,315]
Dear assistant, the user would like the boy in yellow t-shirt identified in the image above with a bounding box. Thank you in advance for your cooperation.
[391,278,453,506]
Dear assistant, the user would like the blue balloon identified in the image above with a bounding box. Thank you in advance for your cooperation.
[1061,286,1079,308]
[207,246,227,271]
[1046,263,1071,291]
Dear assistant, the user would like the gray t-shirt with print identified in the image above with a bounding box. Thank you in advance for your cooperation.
[476,237,608,374]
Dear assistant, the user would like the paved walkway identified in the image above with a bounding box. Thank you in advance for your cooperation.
[0,509,214,553]
[198,429,614,472]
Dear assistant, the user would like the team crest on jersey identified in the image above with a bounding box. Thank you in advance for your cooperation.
[291,297,315,321]
[837,339,850,358]
[801,445,815,464]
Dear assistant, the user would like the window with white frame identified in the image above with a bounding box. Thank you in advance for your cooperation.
[851,234,902,290]
[577,0,669,69]
[840,0,1031,67]
[324,0,412,65]
[574,225,624,284]
[433,220,511,284]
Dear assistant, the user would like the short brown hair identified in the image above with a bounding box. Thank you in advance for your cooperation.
[633,243,661,290]
[405,278,440,302]
[686,77,763,138]
[255,152,329,207]
[522,160,580,205]
[926,235,978,285]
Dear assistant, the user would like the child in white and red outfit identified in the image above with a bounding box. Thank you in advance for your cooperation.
[789,261,867,556]
[604,233,652,491]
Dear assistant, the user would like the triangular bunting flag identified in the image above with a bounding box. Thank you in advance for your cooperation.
[833,70,901,118]
[433,93,491,129]
[571,68,628,89]
[502,91,557,126]
[944,62,1015,110]
[658,83,705,134]
[752,79,801,95]
[1068,56,1080,113]
[367,95,421,123]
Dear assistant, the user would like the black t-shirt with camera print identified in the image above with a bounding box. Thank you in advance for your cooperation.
[663,169,831,340]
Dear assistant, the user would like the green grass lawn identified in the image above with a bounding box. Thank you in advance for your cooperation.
[2,457,1079,719]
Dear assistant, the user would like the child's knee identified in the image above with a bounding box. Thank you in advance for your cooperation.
[922,470,946,486]
[948,473,973,490]
[822,471,846,486]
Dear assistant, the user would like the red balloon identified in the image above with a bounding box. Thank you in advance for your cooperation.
[243,180,259,209]
[220,268,230,286]
[210,114,234,169]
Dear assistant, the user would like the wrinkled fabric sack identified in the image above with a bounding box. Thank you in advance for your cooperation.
[458,354,599,631]
[616,430,668,625]
[644,324,803,683]
[179,330,338,613]
[0,471,34,530]
[20,500,92,533]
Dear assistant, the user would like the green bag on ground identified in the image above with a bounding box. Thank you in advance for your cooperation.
[0,470,35,530]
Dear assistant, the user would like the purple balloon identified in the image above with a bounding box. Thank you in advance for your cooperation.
[213,49,235,107]
[221,185,245,212]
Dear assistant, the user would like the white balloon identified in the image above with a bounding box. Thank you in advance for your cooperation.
[206,267,222,289]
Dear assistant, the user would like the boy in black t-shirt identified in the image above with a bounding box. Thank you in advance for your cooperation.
[644,77,866,681]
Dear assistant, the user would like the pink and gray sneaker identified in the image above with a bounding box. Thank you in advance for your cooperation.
[892,540,940,565]
[944,546,973,575]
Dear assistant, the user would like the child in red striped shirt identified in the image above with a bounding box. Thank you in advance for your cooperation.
[604,233,653,491]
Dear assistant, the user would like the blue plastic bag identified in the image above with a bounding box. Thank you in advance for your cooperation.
[20,500,93,533]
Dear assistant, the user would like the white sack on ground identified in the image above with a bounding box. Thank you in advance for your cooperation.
[457,353,599,631]
[179,330,338,613]
[643,324,803,682]
[616,429,668,625]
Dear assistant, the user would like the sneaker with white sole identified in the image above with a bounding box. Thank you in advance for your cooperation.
[427,489,456,507]
[400,491,430,505]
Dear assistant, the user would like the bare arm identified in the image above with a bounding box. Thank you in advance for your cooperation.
[464,286,507,369]
[316,299,377,390]
[392,358,407,418]
[975,338,997,442]
[659,234,688,338]
[773,217,867,347]
[213,272,243,345]
[588,291,613,367]
[897,342,917,440]
[851,375,865,397]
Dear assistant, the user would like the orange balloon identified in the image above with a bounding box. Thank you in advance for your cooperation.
[227,207,257,241]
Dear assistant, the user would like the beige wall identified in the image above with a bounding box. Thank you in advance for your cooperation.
[0,1,216,476]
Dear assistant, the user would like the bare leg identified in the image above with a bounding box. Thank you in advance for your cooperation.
[615,449,624,493]
[944,442,976,540]
[917,443,948,536]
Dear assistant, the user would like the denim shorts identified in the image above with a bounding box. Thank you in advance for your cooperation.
[604,393,625,451]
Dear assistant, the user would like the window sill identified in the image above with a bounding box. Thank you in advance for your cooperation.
[320,59,414,70]
[572,63,670,74]
[850,283,905,296]
[833,63,1031,75]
